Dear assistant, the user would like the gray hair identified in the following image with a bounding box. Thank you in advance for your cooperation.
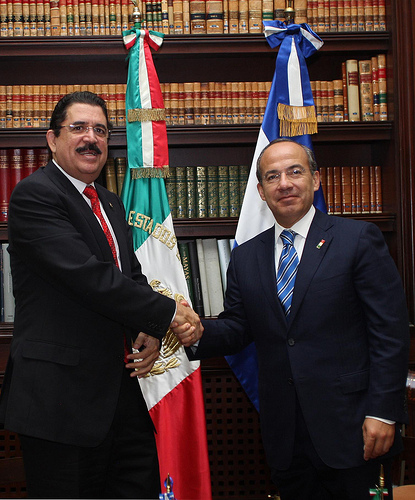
[256,138,318,183]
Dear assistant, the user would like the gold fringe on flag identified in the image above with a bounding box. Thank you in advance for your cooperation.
[128,108,166,122]
[277,103,318,137]
[131,165,170,179]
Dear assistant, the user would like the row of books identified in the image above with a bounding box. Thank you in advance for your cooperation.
[310,54,388,122]
[166,164,249,218]
[0,81,271,129]
[320,165,383,214]
[0,0,387,37]
[104,159,250,219]
[0,84,128,129]
[0,243,14,323]
[0,148,47,221]
[179,237,233,317]
[161,81,270,125]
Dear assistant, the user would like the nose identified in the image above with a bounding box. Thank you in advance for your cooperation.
[278,172,292,189]
[83,127,97,141]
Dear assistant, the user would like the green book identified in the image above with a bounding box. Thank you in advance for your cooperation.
[186,166,196,219]
[178,240,194,303]
[196,166,207,218]
[207,165,218,218]
[228,165,240,217]
[218,165,229,217]
[164,167,176,218]
[175,166,187,218]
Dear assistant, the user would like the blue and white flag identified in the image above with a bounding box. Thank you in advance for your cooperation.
[226,21,325,411]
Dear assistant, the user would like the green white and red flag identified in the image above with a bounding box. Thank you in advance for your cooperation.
[121,25,212,500]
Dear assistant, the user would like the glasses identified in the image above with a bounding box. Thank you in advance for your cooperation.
[58,124,110,139]
[263,167,308,184]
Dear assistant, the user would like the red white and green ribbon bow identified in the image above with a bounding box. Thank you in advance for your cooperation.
[123,26,168,178]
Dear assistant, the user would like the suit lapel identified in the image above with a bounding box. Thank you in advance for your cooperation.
[256,227,287,324]
[288,210,334,326]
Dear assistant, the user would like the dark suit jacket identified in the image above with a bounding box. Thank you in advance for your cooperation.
[0,161,175,447]
[189,209,409,471]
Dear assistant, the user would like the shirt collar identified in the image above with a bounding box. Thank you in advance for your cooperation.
[52,159,95,195]
[274,205,315,241]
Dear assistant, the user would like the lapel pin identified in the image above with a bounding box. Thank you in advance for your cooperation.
[109,202,114,208]
[316,239,325,249]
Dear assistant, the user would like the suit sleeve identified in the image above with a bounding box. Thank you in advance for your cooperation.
[8,175,175,340]
[354,223,409,422]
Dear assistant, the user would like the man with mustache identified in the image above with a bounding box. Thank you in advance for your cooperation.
[174,138,409,499]
[0,91,202,499]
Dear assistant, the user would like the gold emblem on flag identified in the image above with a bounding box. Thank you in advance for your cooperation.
[145,280,184,376]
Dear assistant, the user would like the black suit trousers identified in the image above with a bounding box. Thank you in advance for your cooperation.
[19,369,160,499]
[271,398,394,500]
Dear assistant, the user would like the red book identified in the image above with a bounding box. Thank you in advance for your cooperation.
[0,149,10,221]
[10,148,24,195]
[23,148,38,178]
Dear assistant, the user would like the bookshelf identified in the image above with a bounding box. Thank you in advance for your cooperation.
[1,0,415,496]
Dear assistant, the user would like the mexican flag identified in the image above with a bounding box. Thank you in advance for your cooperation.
[121,26,212,500]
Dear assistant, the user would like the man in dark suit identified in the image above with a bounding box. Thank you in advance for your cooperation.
[0,91,202,499]
[173,138,409,499]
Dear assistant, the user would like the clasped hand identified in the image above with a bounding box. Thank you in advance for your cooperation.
[170,300,204,347]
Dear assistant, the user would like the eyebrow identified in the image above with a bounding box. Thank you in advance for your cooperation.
[71,120,107,128]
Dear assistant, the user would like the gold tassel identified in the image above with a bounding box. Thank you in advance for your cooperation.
[277,103,318,137]
[130,165,169,179]
[128,108,166,123]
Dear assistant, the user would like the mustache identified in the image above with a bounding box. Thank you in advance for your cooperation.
[76,143,102,155]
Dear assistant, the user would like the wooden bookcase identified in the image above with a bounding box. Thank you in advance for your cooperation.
[1,0,415,497]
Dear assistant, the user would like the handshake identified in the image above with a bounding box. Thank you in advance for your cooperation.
[170,300,204,348]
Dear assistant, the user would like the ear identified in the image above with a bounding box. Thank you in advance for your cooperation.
[46,129,57,154]
[313,170,320,192]
[257,182,265,201]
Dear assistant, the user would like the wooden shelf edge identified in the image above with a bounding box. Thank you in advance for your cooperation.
[0,122,393,148]
[0,32,390,58]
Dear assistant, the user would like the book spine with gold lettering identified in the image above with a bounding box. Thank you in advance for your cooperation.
[371,55,380,121]
[364,0,373,31]
[325,166,333,214]
[178,240,194,303]
[238,0,248,33]
[294,0,307,25]
[360,165,370,213]
[175,166,187,219]
[10,148,24,194]
[273,0,284,22]
[239,164,249,204]
[337,0,344,31]
[0,149,10,221]
[248,0,261,33]
[358,59,373,121]
[377,53,387,120]
[190,0,206,32]
[164,167,176,218]
[206,165,218,217]
[329,0,337,31]
[346,59,360,121]
[196,165,207,218]
[227,0,237,31]
[172,0,183,32]
[218,165,229,218]
[333,79,344,121]
[1,0,8,37]
[115,84,126,127]
[115,156,126,196]
[186,165,196,218]
[332,166,341,214]
[206,0,223,33]
[373,165,382,213]
[341,166,352,214]
[0,86,6,129]
[105,158,118,194]
[228,165,239,218]
[23,148,38,177]
[378,0,385,30]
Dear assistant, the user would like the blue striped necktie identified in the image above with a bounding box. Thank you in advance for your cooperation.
[277,230,299,317]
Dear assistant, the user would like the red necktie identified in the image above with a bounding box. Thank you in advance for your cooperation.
[84,185,130,362]
[83,185,119,268]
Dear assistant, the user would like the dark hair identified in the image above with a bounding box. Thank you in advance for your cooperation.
[49,91,113,136]
[256,138,318,183]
